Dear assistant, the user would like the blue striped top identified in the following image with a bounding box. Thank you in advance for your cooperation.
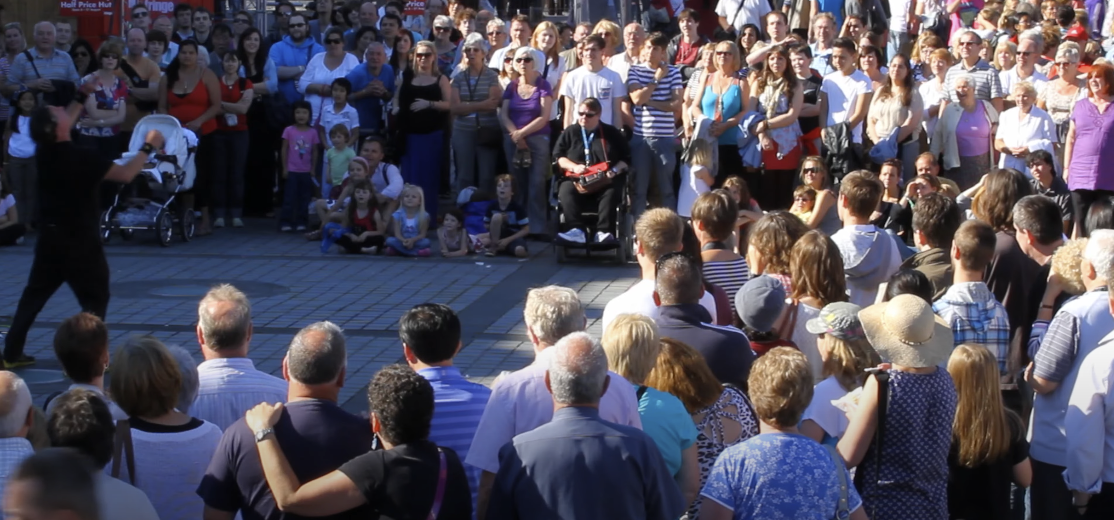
[417,366,492,516]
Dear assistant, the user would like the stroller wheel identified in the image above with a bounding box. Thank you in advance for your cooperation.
[179,208,195,242]
[156,210,174,247]
[99,210,113,244]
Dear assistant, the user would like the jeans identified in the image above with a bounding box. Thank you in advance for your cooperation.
[630,134,677,217]
[6,156,37,226]
[280,172,314,227]
[503,133,551,235]
[888,30,912,61]
[211,130,249,220]
[385,236,431,256]
[453,126,501,195]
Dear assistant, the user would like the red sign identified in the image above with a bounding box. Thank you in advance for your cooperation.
[60,0,115,17]
[404,0,427,16]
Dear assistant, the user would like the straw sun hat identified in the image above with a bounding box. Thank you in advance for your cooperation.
[858,294,953,368]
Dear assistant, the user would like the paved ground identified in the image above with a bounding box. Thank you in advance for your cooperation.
[0,219,639,414]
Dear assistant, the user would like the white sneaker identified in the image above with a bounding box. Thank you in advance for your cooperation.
[232,218,244,228]
[280,225,293,232]
[295,225,307,231]
[558,228,586,244]
[596,232,616,244]
[213,218,225,228]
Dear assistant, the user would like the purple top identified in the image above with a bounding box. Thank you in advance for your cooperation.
[1068,97,1114,192]
[502,77,552,137]
[955,102,990,157]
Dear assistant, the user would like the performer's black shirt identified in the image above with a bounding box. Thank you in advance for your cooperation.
[36,140,113,237]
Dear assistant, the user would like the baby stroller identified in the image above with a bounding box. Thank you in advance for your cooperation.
[100,115,198,247]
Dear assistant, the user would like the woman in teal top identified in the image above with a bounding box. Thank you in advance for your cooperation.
[693,41,748,186]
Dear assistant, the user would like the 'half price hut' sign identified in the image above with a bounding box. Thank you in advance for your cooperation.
[60,0,115,17]
[404,0,427,16]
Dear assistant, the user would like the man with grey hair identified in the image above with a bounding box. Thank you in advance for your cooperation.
[198,321,375,520]
[345,40,395,136]
[467,285,641,519]
[1025,229,1114,517]
[6,21,80,106]
[942,29,1004,113]
[0,371,35,506]
[1000,34,1048,109]
[191,284,286,430]
[487,333,684,520]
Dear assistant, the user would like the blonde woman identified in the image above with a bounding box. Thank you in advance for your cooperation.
[592,19,621,59]
[496,44,517,88]
[1037,41,1082,146]
[797,157,840,235]
[693,41,748,185]
[919,48,952,140]
[946,344,1032,519]
[799,302,881,443]
[644,338,759,520]
[991,39,1017,72]
[910,32,944,81]
[392,40,451,218]
[531,21,566,125]
[683,45,717,139]
[602,314,701,508]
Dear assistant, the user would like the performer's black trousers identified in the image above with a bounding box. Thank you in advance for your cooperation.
[4,228,109,362]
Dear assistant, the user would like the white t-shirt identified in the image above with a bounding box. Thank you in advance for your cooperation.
[601,279,718,330]
[606,53,639,83]
[96,473,160,520]
[317,102,360,148]
[822,69,874,144]
[297,52,361,123]
[8,116,35,159]
[559,66,628,127]
[889,0,913,33]
[714,0,772,33]
[678,164,710,218]
[113,420,222,520]
[801,376,852,439]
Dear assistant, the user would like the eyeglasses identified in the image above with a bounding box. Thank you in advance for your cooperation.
[515,57,533,63]
[487,31,505,36]
[578,111,598,117]
[326,38,343,44]
[289,22,306,28]
[416,52,433,58]
[132,11,149,19]
[1017,51,1034,56]
[234,18,251,24]
[464,47,480,53]
[1056,61,1071,67]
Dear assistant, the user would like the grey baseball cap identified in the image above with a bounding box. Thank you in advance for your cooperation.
[735,276,787,333]
[805,302,866,341]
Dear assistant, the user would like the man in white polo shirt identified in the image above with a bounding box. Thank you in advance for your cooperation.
[560,34,627,128]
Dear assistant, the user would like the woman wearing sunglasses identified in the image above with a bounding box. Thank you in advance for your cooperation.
[430,15,457,77]
[500,46,554,238]
[297,27,359,126]
[392,40,451,219]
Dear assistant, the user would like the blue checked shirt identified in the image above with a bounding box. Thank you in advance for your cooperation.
[0,437,34,513]
[6,47,79,92]
[933,282,1011,374]
[192,357,288,431]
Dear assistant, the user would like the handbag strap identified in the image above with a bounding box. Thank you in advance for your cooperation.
[23,50,41,79]
[825,445,851,520]
[426,448,448,520]
[580,125,609,166]
[776,298,800,342]
[870,370,890,520]
[464,69,483,128]
[111,419,136,485]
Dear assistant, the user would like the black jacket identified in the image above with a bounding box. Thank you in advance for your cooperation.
[655,304,755,391]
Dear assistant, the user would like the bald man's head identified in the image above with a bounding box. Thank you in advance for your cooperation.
[0,372,32,438]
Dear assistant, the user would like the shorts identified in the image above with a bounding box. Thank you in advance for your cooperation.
[497,228,528,255]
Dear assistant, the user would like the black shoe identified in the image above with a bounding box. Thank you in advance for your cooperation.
[528,233,552,243]
[3,355,36,369]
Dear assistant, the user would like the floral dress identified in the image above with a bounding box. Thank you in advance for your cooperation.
[689,386,759,519]
[78,74,129,138]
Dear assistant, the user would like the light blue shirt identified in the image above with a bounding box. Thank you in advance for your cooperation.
[418,365,492,515]
[1065,334,1114,493]
[191,357,288,431]
[637,385,698,478]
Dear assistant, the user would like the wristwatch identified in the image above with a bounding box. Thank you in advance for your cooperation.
[139,143,156,155]
[254,428,275,443]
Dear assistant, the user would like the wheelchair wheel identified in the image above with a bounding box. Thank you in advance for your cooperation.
[155,210,174,247]
[99,210,113,244]
[615,240,628,264]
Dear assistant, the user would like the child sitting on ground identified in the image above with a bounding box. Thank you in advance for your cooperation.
[322,180,385,254]
[438,208,470,257]
[790,185,817,223]
[385,184,432,257]
[306,157,372,240]
[323,124,356,198]
[477,174,530,258]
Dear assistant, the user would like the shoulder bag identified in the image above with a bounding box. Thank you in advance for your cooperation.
[852,369,890,520]
[111,419,137,485]
[713,4,745,42]
[426,447,448,520]
[564,126,616,194]
[23,50,76,107]
[119,59,158,113]
[466,70,501,148]
[825,445,852,520]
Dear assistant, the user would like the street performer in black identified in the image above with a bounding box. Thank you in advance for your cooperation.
[3,83,165,368]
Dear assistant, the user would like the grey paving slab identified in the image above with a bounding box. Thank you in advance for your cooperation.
[0,218,640,416]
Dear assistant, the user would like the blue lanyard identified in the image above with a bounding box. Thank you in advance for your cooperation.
[580,126,593,165]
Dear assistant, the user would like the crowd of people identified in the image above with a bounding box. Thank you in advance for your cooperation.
[4,0,1114,518]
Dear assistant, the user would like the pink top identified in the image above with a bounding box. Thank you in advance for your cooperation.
[1068,97,1114,192]
[282,125,320,173]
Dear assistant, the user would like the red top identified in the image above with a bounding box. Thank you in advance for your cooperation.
[168,79,217,135]
[217,77,253,132]
[352,207,376,231]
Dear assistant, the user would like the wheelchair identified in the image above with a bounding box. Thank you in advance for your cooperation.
[549,165,635,264]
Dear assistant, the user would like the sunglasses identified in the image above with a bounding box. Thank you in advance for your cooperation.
[132,11,149,19]
[715,51,730,56]
[504,56,514,62]
[435,26,451,32]
[515,57,533,63]
[803,167,819,174]
[102,54,120,60]
[277,12,293,17]
[1017,51,1034,56]
[416,52,433,58]
[487,31,504,36]
[578,111,597,117]
[1056,61,1071,67]
[326,38,343,44]
[289,22,306,28]
[464,47,481,53]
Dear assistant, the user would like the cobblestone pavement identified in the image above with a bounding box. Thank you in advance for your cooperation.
[0,219,638,414]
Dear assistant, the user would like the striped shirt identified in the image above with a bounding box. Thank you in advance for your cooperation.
[192,357,288,431]
[417,366,492,515]
[702,257,750,313]
[943,59,1004,104]
[932,282,1011,374]
[0,437,34,513]
[6,48,80,92]
[628,64,683,138]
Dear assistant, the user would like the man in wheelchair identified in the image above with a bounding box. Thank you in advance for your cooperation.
[553,97,631,245]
